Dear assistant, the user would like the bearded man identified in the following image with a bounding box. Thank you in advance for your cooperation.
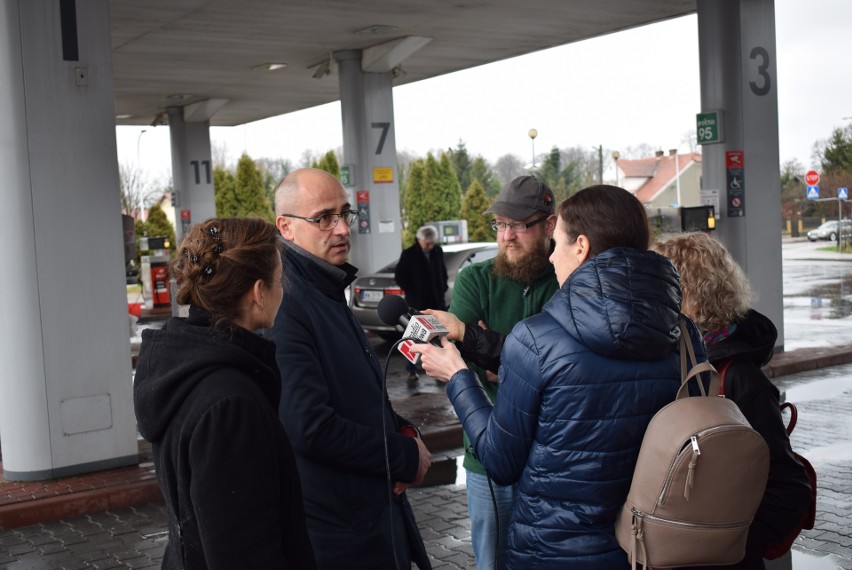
[447,175,559,570]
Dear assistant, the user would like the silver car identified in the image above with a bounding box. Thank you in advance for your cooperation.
[349,242,499,339]
[807,220,852,242]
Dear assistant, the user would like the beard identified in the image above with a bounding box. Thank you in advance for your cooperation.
[492,240,551,285]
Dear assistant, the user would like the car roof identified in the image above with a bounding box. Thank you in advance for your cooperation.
[375,241,497,273]
[441,241,497,253]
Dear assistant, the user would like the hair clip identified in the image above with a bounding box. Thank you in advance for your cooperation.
[208,226,219,236]
[213,243,224,254]
[182,248,189,257]
[190,255,200,264]
[202,265,215,277]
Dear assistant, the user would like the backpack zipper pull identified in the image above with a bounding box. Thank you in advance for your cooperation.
[685,435,700,500]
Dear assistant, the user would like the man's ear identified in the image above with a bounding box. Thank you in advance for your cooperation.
[545,214,557,238]
[276,215,294,241]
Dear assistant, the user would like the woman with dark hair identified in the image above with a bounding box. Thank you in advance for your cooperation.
[412,185,701,569]
[133,218,316,569]
[654,232,812,570]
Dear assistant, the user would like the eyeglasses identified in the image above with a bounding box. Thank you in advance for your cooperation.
[490,215,549,233]
[280,210,359,231]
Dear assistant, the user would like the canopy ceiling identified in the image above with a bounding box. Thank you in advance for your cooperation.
[109,0,696,126]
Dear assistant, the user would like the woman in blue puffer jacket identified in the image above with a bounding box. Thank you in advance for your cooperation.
[412,185,702,569]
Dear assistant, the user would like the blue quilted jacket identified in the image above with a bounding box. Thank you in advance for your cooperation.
[447,247,696,569]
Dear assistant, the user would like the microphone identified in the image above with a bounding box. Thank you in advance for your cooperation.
[377,294,414,329]
[376,295,449,365]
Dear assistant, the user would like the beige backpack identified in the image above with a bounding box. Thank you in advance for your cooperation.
[615,320,769,569]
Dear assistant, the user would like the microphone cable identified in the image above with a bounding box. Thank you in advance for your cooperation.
[380,336,426,570]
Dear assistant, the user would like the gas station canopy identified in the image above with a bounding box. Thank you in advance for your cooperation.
[110,0,696,127]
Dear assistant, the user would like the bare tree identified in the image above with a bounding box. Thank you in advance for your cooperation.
[211,140,231,169]
[681,130,698,154]
[119,161,157,219]
[493,153,526,187]
[621,143,657,160]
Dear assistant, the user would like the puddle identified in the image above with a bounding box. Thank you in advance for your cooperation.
[784,377,852,402]
[803,441,852,463]
[790,549,844,569]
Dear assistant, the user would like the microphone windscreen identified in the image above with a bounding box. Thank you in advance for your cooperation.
[377,294,409,326]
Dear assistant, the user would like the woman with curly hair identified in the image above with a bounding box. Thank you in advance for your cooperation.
[654,232,812,570]
[133,218,316,569]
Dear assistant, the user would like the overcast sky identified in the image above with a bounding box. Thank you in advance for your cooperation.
[118,0,852,185]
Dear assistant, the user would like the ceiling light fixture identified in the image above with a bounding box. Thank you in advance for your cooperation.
[150,112,168,126]
[253,63,288,72]
[355,25,397,35]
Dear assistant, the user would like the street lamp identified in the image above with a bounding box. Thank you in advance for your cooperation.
[612,151,621,187]
[136,129,147,165]
[528,128,538,168]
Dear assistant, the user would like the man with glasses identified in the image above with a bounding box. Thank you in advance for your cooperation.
[449,175,559,569]
[271,168,432,569]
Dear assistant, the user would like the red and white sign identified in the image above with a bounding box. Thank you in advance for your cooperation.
[804,170,820,186]
[725,151,744,169]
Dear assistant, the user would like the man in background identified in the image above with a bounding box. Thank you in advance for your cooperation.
[449,175,559,569]
[271,168,432,569]
[394,224,448,382]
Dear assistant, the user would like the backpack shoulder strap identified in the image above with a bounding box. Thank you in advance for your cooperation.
[677,318,720,399]
[717,359,734,394]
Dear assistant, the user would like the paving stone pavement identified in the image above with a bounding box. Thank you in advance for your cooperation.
[2,363,851,569]
[0,483,475,569]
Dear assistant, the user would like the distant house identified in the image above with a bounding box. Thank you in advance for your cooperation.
[151,192,177,229]
[616,149,702,209]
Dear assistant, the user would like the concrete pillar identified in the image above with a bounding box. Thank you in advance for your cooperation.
[0,0,136,480]
[167,106,216,244]
[335,49,402,274]
[697,0,785,349]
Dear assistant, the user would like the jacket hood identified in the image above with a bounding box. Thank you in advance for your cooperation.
[546,247,682,360]
[133,308,280,442]
[706,309,777,367]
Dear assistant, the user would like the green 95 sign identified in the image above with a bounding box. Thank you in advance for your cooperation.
[696,111,723,145]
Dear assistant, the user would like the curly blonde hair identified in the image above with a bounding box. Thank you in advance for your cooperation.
[653,232,752,332]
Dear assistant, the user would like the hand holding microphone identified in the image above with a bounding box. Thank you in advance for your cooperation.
[377,295,450,365]
[417,309,465,342]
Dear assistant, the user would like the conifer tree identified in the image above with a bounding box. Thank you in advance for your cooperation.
[539,146,572,202]
[402,159,428,247]
[450,140,472,193]
[214,166,238,217]
[234,153,274,221]
[436,152,463,220]
[402,152,463,246]
[470,156,501,197]
[461,179,494,242]
[142,203,176,254]
[316,150,341,178]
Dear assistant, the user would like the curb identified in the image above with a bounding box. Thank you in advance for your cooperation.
[763,346,852,378]
[0,480,162,531]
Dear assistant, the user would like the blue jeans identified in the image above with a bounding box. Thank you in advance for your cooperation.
[466,469,514,570]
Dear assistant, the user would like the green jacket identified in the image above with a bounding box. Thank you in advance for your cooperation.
[448,257,559,474]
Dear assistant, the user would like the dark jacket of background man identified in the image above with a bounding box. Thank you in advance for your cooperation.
[395,239,449,311]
